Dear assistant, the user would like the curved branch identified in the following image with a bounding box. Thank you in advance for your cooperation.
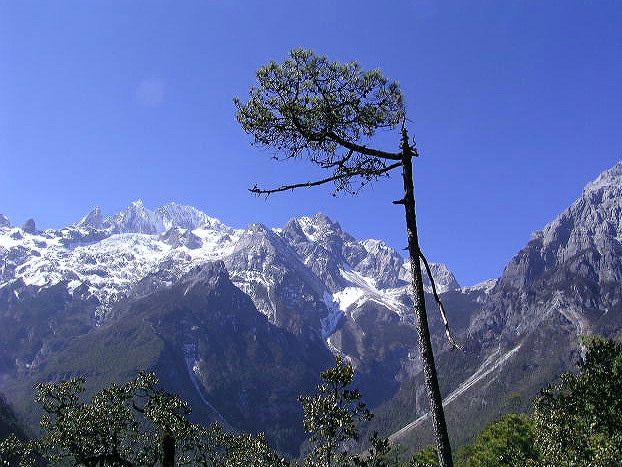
[419,251,463,351]
[317,149,354,169]
[286,112,402,161]
[249,162,402,195]
[326,131,402,160]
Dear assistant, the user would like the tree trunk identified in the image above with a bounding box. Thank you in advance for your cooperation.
[399,135,454,467]
[162,432,175,467]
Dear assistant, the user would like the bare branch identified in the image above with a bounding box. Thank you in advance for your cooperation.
[249,162,402,195]
[419,251,463,351]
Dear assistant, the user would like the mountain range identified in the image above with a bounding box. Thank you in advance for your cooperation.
[1,161,621,455]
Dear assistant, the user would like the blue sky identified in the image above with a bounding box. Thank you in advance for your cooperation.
[1,1,621,286]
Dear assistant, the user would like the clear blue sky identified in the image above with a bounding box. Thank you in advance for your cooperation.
[1,1,621,286]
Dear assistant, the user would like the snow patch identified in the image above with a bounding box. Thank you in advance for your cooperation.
[321,291,344,339]
[333,268,408,316]
[463,278,498,294]
[333,287,366,312]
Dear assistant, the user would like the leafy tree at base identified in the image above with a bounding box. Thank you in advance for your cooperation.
[0,372,288,467]
[454,414,538,467]
[408,446,438,467]
[299,356,394,467]
[532,336,622,466]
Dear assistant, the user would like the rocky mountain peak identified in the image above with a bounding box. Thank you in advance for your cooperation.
[20,218,37,234]
[230,223,296,269]
[293,213,353,244]
[76,207,104,229]
[539,162,622,251]
[157,202,224,232]
[288,214,358,263]
[0,214,10,228]
[104,200,163,234]
[583,161,622,194]
[479,161,622,338]
[424,262,461,292]
[98,201,225,236]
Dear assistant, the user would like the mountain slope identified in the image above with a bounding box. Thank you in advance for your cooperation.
[2,261,332,454]
[375,161,622,450]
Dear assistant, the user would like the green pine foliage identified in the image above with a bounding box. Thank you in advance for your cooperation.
[177,423,289,467]
[532,336,622,466]
[299,355,395,467]
[234,48,405,197]
[407,446,438,467]
[453,414,538,467]
[0,372,289,467]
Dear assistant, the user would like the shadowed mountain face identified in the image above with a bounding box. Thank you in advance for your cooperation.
[1,261,333,454]
[0,394,25,441]
[376,162,622,450]
[0,162,621,454]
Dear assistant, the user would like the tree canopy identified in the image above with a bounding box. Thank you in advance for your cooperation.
[454,414,538,467]
[235,48,406,195]
[299,355,372,467]
[532,336,622,466]
[0,372,288,467]
[0,359,395,467]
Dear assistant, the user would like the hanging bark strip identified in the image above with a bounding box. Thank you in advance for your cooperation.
[419,251,464,351]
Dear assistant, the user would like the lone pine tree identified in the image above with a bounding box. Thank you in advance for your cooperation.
[235,48,457,467]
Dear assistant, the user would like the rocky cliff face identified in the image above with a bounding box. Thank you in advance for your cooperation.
[471,161,622,346]
[378,161,622,451]
[224,222,329,337]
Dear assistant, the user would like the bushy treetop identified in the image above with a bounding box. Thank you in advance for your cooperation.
[235,49,407,194]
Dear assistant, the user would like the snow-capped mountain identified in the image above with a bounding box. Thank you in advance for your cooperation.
[0,201,462,453]
[2,161,621,455]
[0,202,240,314]
[0,202,458,327]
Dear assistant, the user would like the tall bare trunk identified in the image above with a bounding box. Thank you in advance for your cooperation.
[162,432,175,467]
[399,129,453,467]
